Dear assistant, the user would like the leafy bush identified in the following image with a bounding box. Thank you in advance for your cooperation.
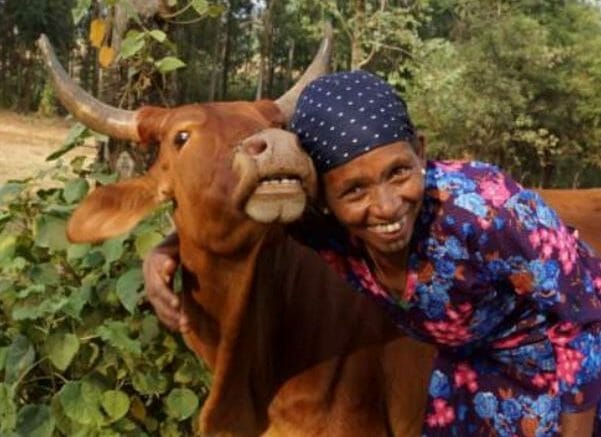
[0,157,211,436]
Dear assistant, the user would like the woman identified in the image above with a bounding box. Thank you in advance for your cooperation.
[144,71,601,436]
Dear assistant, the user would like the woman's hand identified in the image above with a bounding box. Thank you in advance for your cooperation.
[143,233,187,331]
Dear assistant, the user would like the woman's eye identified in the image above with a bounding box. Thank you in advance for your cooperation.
[342,185,365,198]
[174,131,190,148]
[391,166,411,178]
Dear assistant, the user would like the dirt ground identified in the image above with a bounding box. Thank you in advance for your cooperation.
[0,110,96,184]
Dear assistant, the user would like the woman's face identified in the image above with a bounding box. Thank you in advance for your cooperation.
[322,141,425,259]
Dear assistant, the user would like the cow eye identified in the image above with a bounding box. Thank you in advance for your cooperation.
[174,130,190,149]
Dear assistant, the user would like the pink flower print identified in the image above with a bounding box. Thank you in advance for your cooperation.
[529,230,542,249]
[593,277,601,292]
[454,362,478,393]
[426,398,456,428]
[404,271,418,302]
[531,372,558,395]
[477,217,492,230]
[480,175,511,207]
[555,346,584,385]
[547,321,581,346]
[424,303,473,346]
[348,257,389,299]
[492,332,528,349]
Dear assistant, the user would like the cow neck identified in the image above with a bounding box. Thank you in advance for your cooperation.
[177,226,285,435]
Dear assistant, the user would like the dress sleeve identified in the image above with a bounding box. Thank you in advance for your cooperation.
[473,167,601,412]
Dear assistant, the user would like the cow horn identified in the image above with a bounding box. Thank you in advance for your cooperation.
[275,22,333,122]
[37,34,140,142]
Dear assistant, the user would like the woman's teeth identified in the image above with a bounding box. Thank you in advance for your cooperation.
[369,218,405,234]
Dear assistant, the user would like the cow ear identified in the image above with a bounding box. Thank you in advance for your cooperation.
[67,175,166,243]
[254,100,287,127]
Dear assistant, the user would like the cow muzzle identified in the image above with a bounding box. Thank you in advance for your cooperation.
[232,129,317,224]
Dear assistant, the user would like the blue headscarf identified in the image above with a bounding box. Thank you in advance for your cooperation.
[290,70,416,173]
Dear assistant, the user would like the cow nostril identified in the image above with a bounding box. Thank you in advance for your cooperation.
[244,138,268,156]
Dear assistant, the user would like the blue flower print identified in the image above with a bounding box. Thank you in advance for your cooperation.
[532,394,553,417]
[445,236,469,260]
[455,192,488,218]
[501,399,522,421]
[435,259,455,279]
[535,201,559,229]
[474,392,498,419]
[429,370,451,398]
[529,260,560,307]
[418,283,449,319]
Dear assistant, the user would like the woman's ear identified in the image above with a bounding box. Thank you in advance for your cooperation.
[415,131,427,164]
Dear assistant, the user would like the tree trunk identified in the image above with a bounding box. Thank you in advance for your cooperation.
[350,0,366,69]
[220,9,233,100]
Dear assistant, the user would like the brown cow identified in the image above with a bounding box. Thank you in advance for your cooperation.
[38,32,435,436]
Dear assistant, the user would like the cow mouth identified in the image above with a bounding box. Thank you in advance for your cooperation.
[244,173,309,224]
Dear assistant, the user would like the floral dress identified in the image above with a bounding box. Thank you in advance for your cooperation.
[297,160,601,436]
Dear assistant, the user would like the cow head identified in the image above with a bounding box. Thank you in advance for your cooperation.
[38,28,330,252]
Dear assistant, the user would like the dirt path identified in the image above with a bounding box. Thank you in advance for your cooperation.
[0,110,96,184]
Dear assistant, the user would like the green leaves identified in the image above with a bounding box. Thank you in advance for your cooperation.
[0,384,17,432]
[15,404,55,437]
[155,57,187,74]
[96,320,141,356]
[58,380,105,427]
[5,336,35,385]
[164,388,199,421]
[45,333,80,371]
[34,215,69,252]
[101,390,130,422]
[116,268,143,314]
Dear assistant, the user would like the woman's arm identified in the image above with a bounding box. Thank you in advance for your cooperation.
[143,232,186,331]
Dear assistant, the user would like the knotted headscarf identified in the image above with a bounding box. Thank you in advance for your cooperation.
[290,70,416,173]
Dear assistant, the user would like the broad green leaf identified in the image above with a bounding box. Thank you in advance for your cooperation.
[101,390,130,421]
[100,235,128,266]
[155,57,186,74]
[45,333,79,371]
[67,243,91,261]
[63,178,89,204]
[62,285,92,320]
[16,284,45,299]
[71,0,92,25]
[58,381,105,427]
[132,368,168,395]
[164,388,199,421]
[134,230,163,258]
[140,315,160,345]
[116,268,143,314]
[46,123,89,161]
[28,263,60,285]
[15,404,55,437]
[120,31,146,59]
[148,30,167,43]
[191,0,208,15]
[0,384,16,432]
[96,320,141,356]
[0,347,8,371]
[174,359,204,385]
[0,233,16,264]
[5,335,35,385]
[207,4,226,17]
[12,295,67,321]
[0,182,25,204]
[34,215,69,252]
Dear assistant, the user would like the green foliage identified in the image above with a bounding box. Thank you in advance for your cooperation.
[0,159,211,435]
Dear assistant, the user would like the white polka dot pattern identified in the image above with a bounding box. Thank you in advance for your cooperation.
[290,71,415,173]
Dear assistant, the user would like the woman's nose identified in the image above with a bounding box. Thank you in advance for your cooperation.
[370,185,401,219]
